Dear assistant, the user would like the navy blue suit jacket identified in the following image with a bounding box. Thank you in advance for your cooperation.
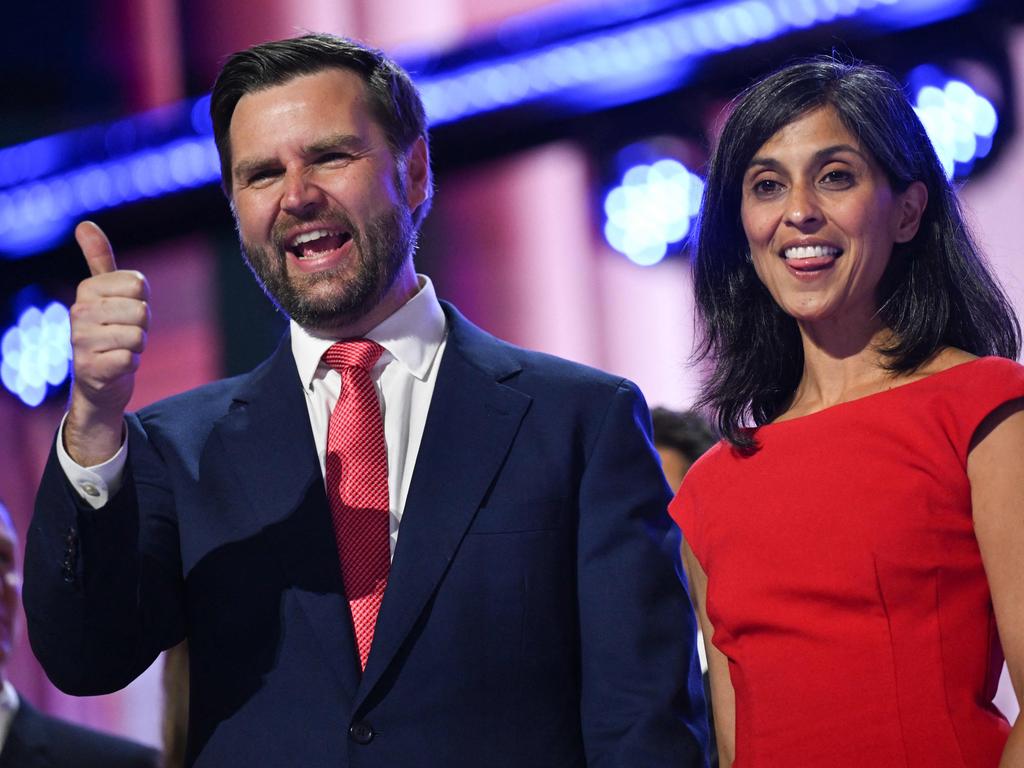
[26,303,707,767]
[0,695,158,768]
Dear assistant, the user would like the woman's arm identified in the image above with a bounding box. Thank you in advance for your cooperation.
[681,538,736,767]
[968,398,1024,768]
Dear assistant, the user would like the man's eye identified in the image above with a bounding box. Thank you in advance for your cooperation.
[319,152,353,164]
[248,169,280,184]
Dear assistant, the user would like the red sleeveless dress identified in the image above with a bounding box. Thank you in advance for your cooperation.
[671,357,1024,767]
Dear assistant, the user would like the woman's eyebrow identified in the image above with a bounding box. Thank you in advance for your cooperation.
[811,143,866,163]
[746,144,866,173]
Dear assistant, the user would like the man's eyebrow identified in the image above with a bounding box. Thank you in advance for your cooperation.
[746,144,867,174]
[233,156,279,181]
[304,133,368,155]
[232,134,370,181]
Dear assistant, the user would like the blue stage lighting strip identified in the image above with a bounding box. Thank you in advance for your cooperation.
[0,0,979,258]
[422,0,858,124]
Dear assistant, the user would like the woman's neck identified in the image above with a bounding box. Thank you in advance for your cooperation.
[786,319,896,418]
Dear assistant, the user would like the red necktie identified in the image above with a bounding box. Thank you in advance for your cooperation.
[323,340,390,671]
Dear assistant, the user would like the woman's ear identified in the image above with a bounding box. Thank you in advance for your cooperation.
[893,180,928,244]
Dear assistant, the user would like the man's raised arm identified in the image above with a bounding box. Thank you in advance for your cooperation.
[63,221,150,468]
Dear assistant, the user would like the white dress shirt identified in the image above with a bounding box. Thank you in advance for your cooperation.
[0,680,20,756]
[57,276,448,558]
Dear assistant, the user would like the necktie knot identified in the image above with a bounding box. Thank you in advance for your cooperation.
[324,340,385,374]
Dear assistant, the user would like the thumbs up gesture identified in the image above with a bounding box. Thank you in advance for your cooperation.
[64,222,151,466]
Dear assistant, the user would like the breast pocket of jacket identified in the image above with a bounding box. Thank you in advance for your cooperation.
[467,498,573,535]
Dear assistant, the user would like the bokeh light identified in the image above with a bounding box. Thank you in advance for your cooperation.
[1,301,72,407]
[911,66,998,178]
[604,158,704,266]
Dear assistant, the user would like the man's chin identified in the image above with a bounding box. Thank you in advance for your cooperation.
[283,295,379,332]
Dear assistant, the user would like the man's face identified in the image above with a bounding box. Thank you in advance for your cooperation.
[0,507,19,678]
[656,445,691,491]
[228,68,429,334]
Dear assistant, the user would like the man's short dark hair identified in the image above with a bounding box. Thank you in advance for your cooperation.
[651,408,716,465]
[210,33,432,227]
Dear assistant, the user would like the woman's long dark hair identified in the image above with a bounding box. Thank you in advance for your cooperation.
[692,57,1021,449]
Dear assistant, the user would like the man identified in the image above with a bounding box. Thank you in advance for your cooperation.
[651,407,717,490]
[0,502,158,767]
[25,34,707,767]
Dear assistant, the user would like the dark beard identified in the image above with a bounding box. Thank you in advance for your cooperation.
[241,203,416,332]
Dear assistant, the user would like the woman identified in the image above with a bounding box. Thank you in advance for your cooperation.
[672,58,1024,767]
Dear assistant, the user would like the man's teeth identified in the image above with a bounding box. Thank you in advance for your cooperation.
[783,245,841,260]
[292,229,339,246]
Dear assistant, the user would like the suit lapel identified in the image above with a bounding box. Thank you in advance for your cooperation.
[356,305,531,706]
[211,336,361,700]
[211,337,321,530]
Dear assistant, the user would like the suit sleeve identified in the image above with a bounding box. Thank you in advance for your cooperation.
[23,413,186,695]
[577,380,709,767]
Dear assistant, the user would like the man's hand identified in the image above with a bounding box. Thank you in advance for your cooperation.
[64,221,150,466]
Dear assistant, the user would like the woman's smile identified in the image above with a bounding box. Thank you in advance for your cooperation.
[740,106,926,331]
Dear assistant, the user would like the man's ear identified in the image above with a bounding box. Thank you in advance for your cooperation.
[893,180,928,243]
[403,136,431,213]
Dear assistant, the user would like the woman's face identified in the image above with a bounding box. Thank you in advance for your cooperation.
[739,106,926,333]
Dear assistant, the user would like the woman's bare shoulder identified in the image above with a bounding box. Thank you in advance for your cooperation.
[917,347,977,376]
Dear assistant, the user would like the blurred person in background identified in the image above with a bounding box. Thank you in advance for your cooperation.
[651,407,717,490]
[651,406,719,768]
[673,57,1024,767]
[0,500,158,767]
[160,641,188,768]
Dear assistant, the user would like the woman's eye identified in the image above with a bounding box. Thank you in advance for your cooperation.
[753,179,782,196]
[821,169,853,186]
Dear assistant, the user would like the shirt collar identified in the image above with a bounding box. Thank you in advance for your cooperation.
[0,679,19,750]
[290,275,446,388]
[0,680,16,712]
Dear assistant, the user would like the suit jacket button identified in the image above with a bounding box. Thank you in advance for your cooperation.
[348,721,374,745]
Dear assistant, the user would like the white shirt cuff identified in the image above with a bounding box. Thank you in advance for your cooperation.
[55,413,127,509]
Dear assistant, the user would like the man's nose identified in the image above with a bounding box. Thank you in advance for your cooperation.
[281,170,325,215]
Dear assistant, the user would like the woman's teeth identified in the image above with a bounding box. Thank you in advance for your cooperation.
[783,245,841,260]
